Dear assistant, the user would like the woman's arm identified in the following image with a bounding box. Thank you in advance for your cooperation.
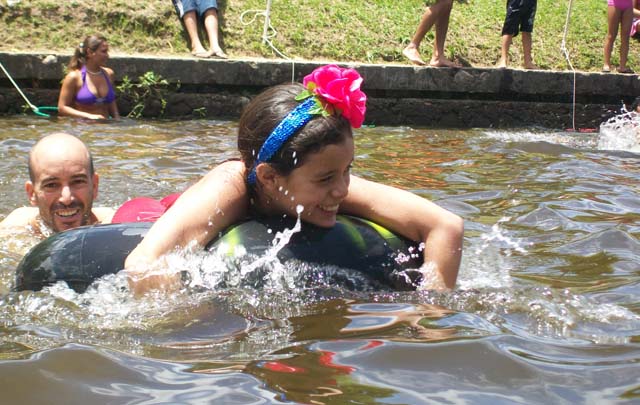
[124,160,249,293]
[57,71,105,120]
[105,68,120,119]
[340,175,463,289]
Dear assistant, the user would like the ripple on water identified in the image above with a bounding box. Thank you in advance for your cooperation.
[0,117,640,401]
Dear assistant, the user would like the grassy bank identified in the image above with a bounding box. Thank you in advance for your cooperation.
[0,0,633,72]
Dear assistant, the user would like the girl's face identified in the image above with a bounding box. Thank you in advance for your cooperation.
[266,136,354,228]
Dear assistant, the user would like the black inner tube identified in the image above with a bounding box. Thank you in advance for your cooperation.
[14,215,423,293]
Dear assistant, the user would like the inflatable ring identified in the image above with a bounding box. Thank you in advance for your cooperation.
[14,215,423,293]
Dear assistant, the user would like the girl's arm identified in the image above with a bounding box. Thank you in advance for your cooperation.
[340,175,463,289]
[105,68,120,119]
[124,160,249,294]
[57,71,105,120]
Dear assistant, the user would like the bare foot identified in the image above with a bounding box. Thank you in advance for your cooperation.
[429,57,462,68]
[403,46,426,66]
[523,63,539,70]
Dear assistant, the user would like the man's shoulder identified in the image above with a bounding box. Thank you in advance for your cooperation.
[0,207,39,229]
[93,207,116,224]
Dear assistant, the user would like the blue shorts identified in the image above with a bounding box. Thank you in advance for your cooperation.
[172,0,218,18]
[502,0,537,37]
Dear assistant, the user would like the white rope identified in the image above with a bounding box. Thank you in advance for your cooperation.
[240,0,296,82]
[0,61,38,112]
[560,0,576,131]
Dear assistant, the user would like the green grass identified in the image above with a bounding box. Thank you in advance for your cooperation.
[0,0,633,72]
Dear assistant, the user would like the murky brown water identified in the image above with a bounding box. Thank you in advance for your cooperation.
[0,114,639,404]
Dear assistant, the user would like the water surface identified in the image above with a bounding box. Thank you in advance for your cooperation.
[0,114,639,404]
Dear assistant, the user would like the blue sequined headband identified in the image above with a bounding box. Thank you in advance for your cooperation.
[247,97,316,185]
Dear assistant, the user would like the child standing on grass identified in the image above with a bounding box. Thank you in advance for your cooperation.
[632,1,640,42]
[603,0,635,73]
[497,0,538,69]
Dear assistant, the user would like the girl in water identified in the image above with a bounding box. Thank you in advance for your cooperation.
[124,65,463,294]
[58,34,120,119]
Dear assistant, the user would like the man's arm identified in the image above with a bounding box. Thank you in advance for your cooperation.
[0,207,38,229]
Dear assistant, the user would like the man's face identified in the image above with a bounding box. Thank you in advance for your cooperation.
[26,144,98,232]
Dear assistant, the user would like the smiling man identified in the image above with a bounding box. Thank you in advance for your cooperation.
[0,132,114,236]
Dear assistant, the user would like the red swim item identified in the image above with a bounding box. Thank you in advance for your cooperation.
[111,193,181,223]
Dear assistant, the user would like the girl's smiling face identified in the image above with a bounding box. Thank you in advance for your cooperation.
[262,136,354,228]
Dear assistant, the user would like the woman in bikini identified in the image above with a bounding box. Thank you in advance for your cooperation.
[58,34,120,120]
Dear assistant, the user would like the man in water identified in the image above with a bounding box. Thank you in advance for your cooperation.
[0,132,113,236]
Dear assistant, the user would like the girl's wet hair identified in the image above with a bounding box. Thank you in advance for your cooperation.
[68,34,108,70]
[238,83,352,183]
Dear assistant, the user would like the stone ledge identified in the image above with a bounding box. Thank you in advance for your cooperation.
[0,52,636,128]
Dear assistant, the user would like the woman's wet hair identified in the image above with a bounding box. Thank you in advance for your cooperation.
[237,83,352,182]
[68,34,107,70]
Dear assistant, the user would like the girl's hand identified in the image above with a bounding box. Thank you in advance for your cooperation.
[124,262,182,297]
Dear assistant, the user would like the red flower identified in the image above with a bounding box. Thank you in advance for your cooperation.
[303,64,367,128]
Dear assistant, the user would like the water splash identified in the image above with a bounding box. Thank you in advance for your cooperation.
[597,111,640,151]
[483,129,597,149]
[191,206,306,292]
[2,210,637,355]
[457,218,527,290]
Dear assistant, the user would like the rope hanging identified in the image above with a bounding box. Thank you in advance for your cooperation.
[240,0,296,82]
[0,60,57,118]
[560,0,576,131]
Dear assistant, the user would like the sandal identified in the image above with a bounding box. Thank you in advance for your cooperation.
[617,67,635,74]
[210,50,228,59]
[191,50,211,58]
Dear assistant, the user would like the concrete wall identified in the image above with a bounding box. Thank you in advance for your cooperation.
[1,52,638,128]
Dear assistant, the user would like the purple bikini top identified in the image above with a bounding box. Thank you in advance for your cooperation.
[75,66,116,105]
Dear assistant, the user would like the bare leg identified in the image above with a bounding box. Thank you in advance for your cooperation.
[430,0,460,67]
[521,32,537,69]
[604,6,621,71]
[402,4,439,65]
[497,34,512,68]
[183,10,208,56]
[203,8,227,58]
[618,7,634,72]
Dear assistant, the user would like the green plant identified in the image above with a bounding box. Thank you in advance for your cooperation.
[117,71,169,118]
[192,107,207,118]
